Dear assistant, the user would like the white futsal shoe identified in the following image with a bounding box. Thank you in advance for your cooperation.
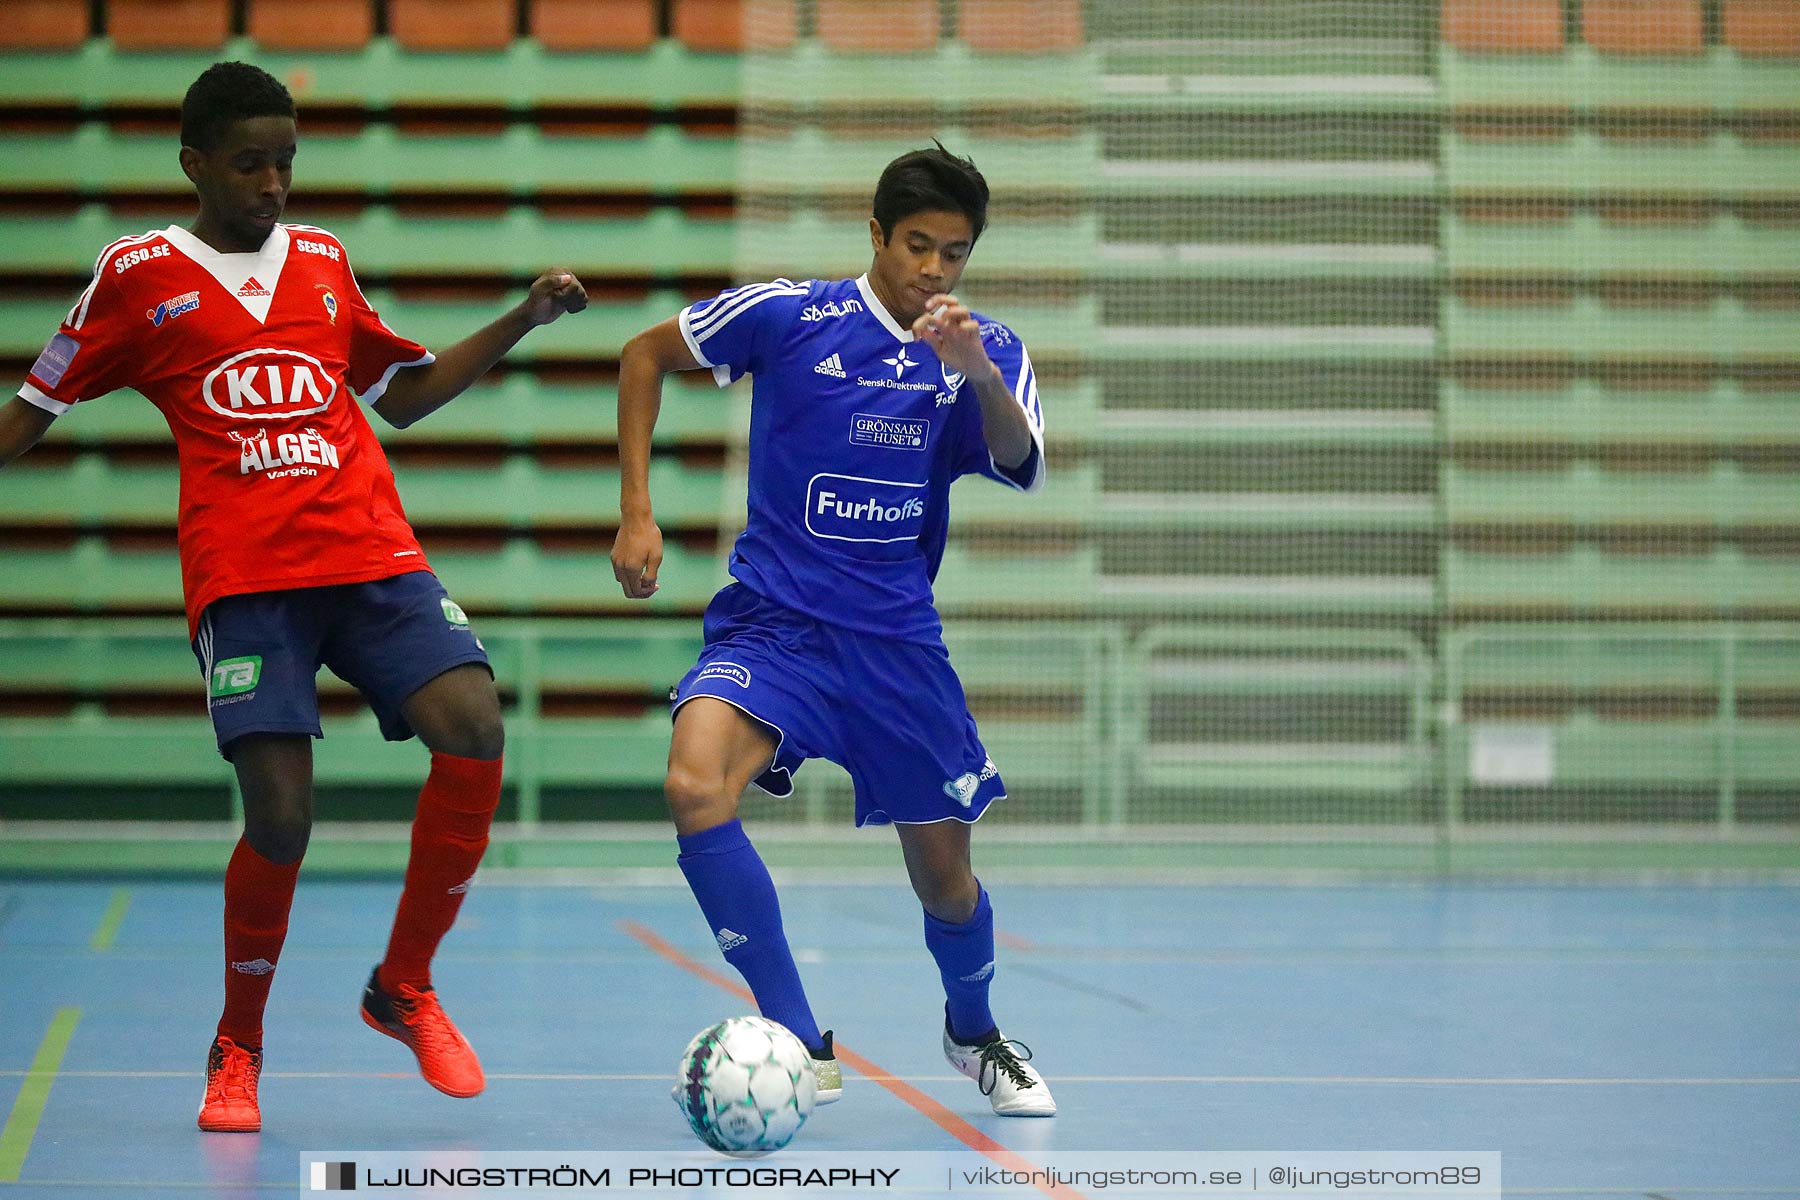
[810,1030,842,1105]
[943,1021,1056,1116]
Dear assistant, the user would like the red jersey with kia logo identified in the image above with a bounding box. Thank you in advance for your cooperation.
[19,223,436,637]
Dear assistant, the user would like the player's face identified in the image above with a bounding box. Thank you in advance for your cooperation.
[183,115,297,252]
[868,210,975,324]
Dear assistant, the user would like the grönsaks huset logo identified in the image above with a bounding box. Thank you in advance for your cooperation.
[441,598,470,628]
[310,1161,356,1190]
[849,412,928,452]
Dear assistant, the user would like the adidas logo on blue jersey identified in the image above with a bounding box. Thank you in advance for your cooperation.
[814,353,846,378]
[715,928,748,952]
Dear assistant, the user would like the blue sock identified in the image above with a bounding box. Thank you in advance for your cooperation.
[676,818,824,1052]
[923,882,998,1044]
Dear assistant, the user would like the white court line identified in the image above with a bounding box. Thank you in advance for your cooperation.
[4,1069,1797,1085]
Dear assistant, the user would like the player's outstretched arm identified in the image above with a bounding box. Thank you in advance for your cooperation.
[914,294,1033,469]
[610,317,705,600]
[371,268,588,429]
[0,395,56,469]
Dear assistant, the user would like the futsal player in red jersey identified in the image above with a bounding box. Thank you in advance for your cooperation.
[0,63,587,1131]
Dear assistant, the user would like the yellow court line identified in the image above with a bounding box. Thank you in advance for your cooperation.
[0,1007,82,1183]
[89,889,131,953]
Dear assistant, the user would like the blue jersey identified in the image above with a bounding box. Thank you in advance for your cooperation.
[678,274,1045,643]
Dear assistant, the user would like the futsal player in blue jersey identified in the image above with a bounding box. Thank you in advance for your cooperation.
[611,144,1054,1116]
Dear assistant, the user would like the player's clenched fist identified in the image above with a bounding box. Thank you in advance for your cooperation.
[522,269,588,326]
[611,514,663,600]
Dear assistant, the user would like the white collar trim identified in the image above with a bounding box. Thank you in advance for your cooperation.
[855,274,915,344]
[161,223,291,324]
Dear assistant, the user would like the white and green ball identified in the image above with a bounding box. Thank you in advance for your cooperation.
[675,1016,817,1156]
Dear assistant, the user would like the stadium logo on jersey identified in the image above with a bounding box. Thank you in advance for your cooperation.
[112,243,170,274]
[814,353,847,378]
[805,473,926,544]
[234,428,341,478]
[147,290,201,327]
[29,333,80,388]
[317,285,338,325]
[210,655,262,700]
[850,413,928,452]
[203,348,338,420]
[800,298,864,322]
[944,772,980,807]
[230,957,276,975]
[715,928,748,952]
[881,348,917,377]
[440,598,470,628]
[237,275,272,298]
[697,661,752,689]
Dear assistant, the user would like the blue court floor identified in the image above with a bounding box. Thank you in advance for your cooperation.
[1,878,1797,1198]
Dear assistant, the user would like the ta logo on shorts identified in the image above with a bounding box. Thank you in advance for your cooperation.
[441,598,470,628]
[209,656,261,699]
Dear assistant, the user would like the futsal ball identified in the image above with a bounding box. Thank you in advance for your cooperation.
[674,1015,817,1156]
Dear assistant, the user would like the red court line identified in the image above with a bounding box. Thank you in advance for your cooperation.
[616,919,1087,1200]
[996,929,1036,952]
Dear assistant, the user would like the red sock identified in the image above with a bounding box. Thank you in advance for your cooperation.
[218,838,302,1047]
[377,751,502,993]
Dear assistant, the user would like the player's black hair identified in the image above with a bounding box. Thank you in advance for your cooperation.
[872,141,989,244]
[180,62,296,152]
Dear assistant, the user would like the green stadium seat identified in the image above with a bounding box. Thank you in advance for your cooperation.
[0,538,726,615]
[0,457,730,532]
[0,291,689,363]
[1443,132,1800,199]
[1444,716,1800,791]
[0,39,741,110]
[1447,623,1800,695]
[1444,211,1800,279]
[1440,381,1800,449]
[1441,44,1800,113]
[1442,463,1800,528]
[1443,545,1800,617]
[1442,295,1800,359]
[1582,0,1705,56]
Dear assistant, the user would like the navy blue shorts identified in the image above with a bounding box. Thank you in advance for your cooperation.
[191,570,490,758]
[671,583,1005,827]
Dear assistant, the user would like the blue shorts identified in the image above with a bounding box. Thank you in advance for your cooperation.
[671,583,1006,827]
[191,570,490,758]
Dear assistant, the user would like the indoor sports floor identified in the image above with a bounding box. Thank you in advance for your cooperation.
[2,878,1796,1197]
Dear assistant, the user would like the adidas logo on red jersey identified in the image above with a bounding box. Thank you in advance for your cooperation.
[237,276,272,298]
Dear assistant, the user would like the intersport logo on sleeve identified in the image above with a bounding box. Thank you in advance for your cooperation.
[805,473,926,544]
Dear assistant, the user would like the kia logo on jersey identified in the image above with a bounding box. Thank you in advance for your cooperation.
[201,348,338,420]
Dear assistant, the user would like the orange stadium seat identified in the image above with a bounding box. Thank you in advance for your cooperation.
[530,0,656,51]
[1582,0,1705,54]
[815,0,937,52]
[2,0,91,48]
[1723,0,1800,54]
[957,0,1083,52]
[674,0,796,51]
[1441,0,1565,52]
[247,0,374,50]
[107,0,231,49]
[389,0,515,51]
